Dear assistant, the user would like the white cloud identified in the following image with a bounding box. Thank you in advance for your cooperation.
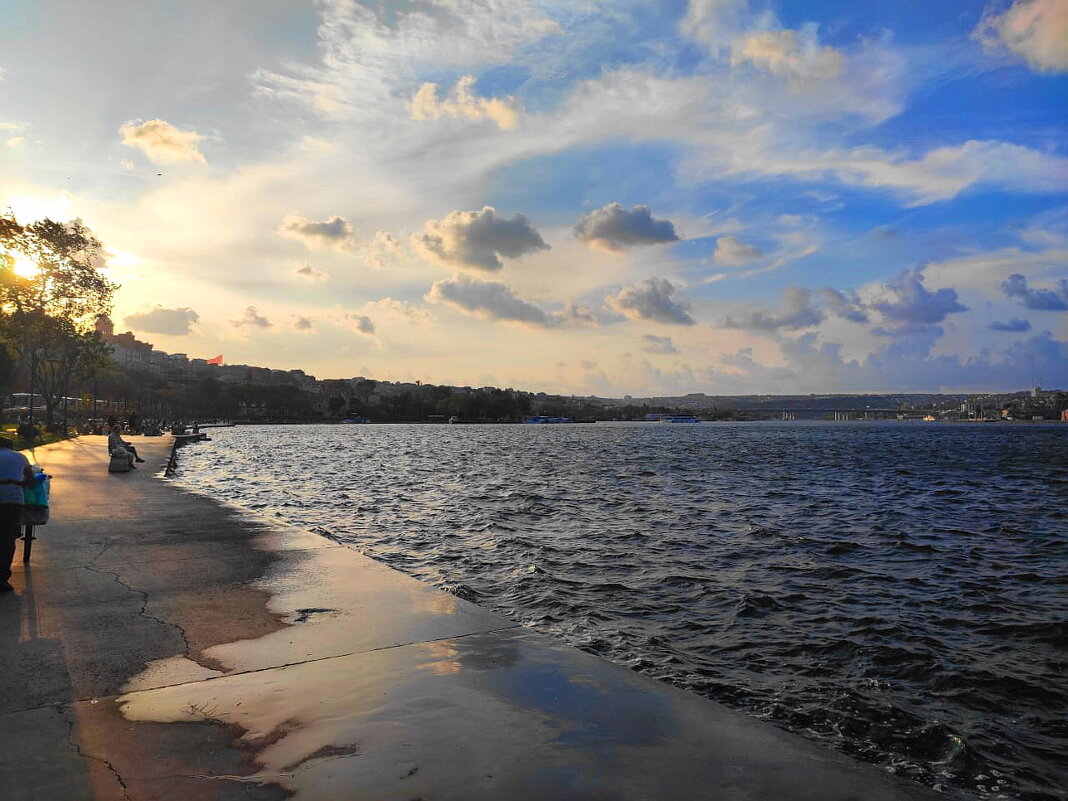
[293,262,328,281]
[254,0,559,121]
[706,139,1068,206]
[558,302,598,326]
[119,119,206,165]
[1002,273,1068,310]
[643,334,678,354]
[546,66,1056,208]
[411,75,522,130]
[723,286,823,332]
[821,287,869,324]
[923,245,1068,291]
[713,235,762,267]
[989,317,1032,332]
[974,0,1068,73]
[6,137,24,148]
[727,330,1068,394]
[124,306,199,336]
[606,277,695,325]
[231,306,272,329]
[574,203,679,252]
[415,206,549,271]
[426,273,553,327]
[731,27,845,89]
[726,272,967,336]
[357,231,401,270]
[681,0,749,52]
[342,313,376,336]
[868,269,969,328]
[841,140,1068,205]
[365,297,433,324]
[278,213,354,251]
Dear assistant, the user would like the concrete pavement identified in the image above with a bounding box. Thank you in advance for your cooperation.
[0,436,950,800]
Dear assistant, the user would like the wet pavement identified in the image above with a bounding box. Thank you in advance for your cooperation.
[0,436,950,800]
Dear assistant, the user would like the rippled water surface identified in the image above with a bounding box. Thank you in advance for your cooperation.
[173,422,1067,799]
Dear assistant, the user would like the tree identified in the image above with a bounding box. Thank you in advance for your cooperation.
[0,340,14,425]
[0,212,118,426]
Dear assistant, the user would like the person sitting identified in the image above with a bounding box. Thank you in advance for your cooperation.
[108,424,145,467]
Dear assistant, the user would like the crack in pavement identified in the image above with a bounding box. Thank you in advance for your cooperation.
[82,564,193,656]
[90,541,117,563]
[58,703,132,801]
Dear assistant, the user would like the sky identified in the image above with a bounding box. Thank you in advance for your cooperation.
[1,0,1066,396]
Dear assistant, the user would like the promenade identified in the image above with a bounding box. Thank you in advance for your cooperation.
[0,436,947,801]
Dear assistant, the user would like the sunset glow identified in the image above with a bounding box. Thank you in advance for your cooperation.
[1,0,1065,393]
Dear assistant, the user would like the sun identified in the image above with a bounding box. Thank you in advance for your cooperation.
[11,254,40,279]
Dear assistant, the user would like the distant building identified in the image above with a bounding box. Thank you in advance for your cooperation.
[95,315,154,368]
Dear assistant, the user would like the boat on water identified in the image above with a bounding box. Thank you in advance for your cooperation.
[341,416,372,424]
[660,414,701,423]
[522,415,573,424]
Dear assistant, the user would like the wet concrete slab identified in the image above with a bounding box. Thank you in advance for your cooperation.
[115,627,946,801]
[0,436,952,800]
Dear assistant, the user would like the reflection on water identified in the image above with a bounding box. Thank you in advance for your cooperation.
[172,421,1068,800]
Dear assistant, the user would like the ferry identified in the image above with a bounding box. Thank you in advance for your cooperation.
[522,415,573,424]
[660,414,701,423]
[342,416,372,424]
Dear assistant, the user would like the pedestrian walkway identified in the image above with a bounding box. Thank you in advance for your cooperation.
[0,436,946,800]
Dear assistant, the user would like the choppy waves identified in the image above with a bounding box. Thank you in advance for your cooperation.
[173,422,1068,799]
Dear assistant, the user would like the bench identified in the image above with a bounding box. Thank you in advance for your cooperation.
[108,446,134,472]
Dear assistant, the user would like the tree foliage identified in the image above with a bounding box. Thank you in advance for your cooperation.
[0,212,116,327]
[0,211,119,426]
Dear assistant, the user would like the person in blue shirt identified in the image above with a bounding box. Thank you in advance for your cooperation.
[0,437,36,592]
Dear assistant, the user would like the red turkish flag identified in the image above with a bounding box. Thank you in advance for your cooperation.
[206,354,223,365]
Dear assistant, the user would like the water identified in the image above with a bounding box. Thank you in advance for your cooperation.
[172,421,1068,799]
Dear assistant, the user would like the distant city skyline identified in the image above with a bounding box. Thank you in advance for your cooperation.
[1,0,1066,394]
[94,313,1065,409]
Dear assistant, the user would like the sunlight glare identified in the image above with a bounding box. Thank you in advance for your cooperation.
[11,254,39,278]
[107,248,142,268]
[8,191,75,223]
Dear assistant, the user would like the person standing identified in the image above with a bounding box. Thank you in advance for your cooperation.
[16,418,38,450]
[0,437,35,592]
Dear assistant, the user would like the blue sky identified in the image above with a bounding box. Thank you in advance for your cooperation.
[1,0,1066,394]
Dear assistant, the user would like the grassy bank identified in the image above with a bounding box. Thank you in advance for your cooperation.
[0,425,75,448]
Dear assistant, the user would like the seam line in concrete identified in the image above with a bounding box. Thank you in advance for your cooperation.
[0,623,525,717]
[115,622,526,700]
